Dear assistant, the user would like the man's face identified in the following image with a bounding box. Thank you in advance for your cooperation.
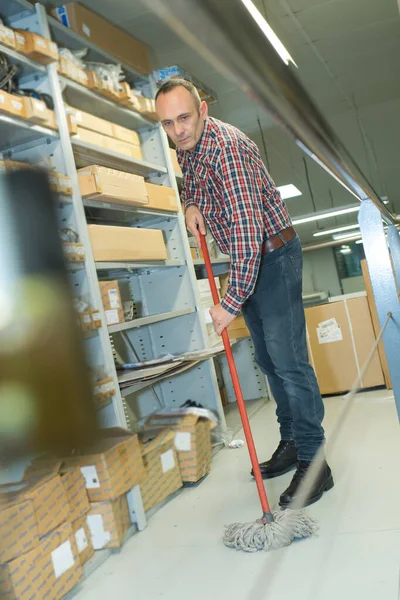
[156,87,208,151]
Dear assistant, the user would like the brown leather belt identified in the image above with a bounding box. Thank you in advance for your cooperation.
[262,226,296,255]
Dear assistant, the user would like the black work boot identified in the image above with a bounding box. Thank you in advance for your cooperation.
[279,460,334,508]
[251,440,298,479]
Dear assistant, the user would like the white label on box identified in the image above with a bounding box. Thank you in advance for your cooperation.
[0,96,4,104]
[108,289,120,309]
[161,449,175,473]
[175,432,191,452]
[12,100,22,110]
[75,528,88,554]
[75,111,83,123]
[202,308,213,325]
[317,318,343,345]
[82,24,91,37]
[51,541,75,578]
[105,308,119,325]
[92,311,101,322]
[16,33,25,46]
[80,465,100,489]
[87,515,110,550]
[83,314,92,324]
[37,38,46,48]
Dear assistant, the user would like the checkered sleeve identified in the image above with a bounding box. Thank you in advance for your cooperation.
[218,143,265,315]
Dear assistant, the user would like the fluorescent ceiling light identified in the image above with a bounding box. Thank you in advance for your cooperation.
[340,246,352,255]
[277,184,302,200]
[355,239,363,245]
[332,232,362,241]
[241,0,297,66]
[313,224,359,237]
[292,205,360,226]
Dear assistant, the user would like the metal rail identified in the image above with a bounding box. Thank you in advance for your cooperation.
[147,0,398,225]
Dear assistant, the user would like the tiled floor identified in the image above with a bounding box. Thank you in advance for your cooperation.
[76,389,400,600]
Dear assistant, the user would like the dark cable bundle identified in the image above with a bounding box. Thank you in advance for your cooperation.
[0,52,18,93]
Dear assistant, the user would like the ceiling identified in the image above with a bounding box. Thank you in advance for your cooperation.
[47,0,400,244]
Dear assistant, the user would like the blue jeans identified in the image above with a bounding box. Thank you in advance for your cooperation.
[242,235,325,462]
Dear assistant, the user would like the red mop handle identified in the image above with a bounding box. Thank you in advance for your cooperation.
[199,234,272,517]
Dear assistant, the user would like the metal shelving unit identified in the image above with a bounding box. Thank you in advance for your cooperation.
[0,114,58,151]
[0,41,46,76]
[108,307,195,333]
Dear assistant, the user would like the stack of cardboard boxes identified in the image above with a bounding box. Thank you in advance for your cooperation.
[0,415,214,598]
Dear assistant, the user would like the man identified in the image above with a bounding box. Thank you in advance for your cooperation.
[156,79,333,507]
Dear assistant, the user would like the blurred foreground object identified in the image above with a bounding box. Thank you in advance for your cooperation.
[0,169,98,462]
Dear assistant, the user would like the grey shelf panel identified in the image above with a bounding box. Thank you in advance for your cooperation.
[60,76,153,130]
[49,16,148,84]
[108,307,195,334]
[83,198,178,220]
[0,114,58,152]
[0,0,34,18]
[193,257,230,265]
[96,260,185,271]
[121,360,202,397]
[0,42,46,77]
[58,194,73,205]
[71,137,167,177]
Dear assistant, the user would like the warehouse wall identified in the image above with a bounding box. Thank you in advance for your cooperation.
[302,247,342,297]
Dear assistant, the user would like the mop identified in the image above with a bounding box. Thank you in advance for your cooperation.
[200,233,392,553]
[199,233,317,552]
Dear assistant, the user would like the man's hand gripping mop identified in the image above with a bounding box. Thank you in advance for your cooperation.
[200,233,318,552]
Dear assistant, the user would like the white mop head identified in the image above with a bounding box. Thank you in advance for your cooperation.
[223,509,318,552]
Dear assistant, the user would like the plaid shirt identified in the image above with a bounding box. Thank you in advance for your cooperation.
[177,117,292,315]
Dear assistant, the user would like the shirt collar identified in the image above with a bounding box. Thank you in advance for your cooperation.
[192,117,212,155]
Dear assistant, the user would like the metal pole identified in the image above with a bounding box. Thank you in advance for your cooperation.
[146,0,397,225]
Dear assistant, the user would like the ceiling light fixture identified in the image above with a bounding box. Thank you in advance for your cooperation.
[355,239,363,245]
[332,232,362,241]
[292,204,360,226]
[313,224,359,237]
[240,0,297,66]
[339,245,352,255]
[277,184,302,199]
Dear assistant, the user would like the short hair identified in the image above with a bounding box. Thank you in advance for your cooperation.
[155,78,201,112]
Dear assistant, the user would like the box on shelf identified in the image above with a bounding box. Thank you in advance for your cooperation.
[15,30,59,64]
[145,183,178,212]
[44,108,58,131]
[72,515,95,566]
[228,315,250,340]
[190,246,217,260]
[90,308,102,329]
[145,411,215,483]
[305,295,384,395]
[69,107,114,138]
[0,541,48,600]
[23,97,48,124]
[87,70,101,91]
[41,522,83,599]
[0,92,27,119]
[0,473,70,540]
[139,429,182,512]
[139,96,157,121]
[87,494,131,550]
[57,173,73,195]
[88,224,168,262]
[61,427,145,502]
[78,165,148,207]
[169,148,182,175]
[52,4,151,75]
[0,25,16,49]
[75,127,143,160]
[99,280,125,326]
[112,123,140,146]
[93,376,116,407]
[0,90,12,116]
[63,242,85,262]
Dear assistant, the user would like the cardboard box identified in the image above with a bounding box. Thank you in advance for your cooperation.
[15,30,58,64]
[44,108,58,130]
[87,495,131,550]
[0,89,12,115]
[75,127,143,160]
[52,4,151,75]
[23,97,48,124]
[41,522,83,599]
[0,474,70,540]
[361,259,392,389]
[0,25,16,49]
[170,148,182,175]
[88,224,168,262]
[145,183,179,212]
[0,494,39,564]
[72,515,94,566]
[0,93,27,119]
[78,165,148,207]
[228,315,250,340]
[305,296,385,395]
[70,107,114,138]
[57,173,73,195]
[24,459,90,523]
[111,123,140,146]
[139,429,182,512]
[145,412,214,483]
[0,541,50,600]
[61,427,145,502]
[99,280,125,326]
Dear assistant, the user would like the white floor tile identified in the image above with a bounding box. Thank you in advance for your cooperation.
[75,390,400,600]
